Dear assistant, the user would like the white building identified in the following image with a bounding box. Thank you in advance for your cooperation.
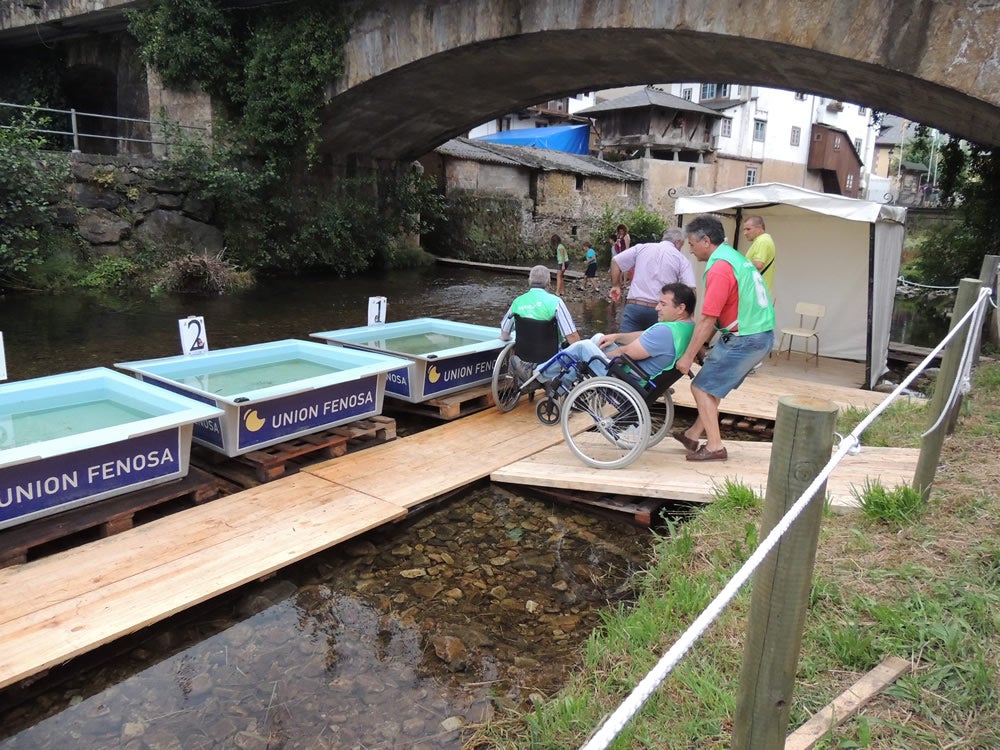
[467,92,596,138]
[668,83,878,194]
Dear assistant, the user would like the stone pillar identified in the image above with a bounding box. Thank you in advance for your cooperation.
[145,68,214,159]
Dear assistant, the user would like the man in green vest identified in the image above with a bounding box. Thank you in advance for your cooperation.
[500,265,580,379]
[534,282,696,385]
[674,215,775,462]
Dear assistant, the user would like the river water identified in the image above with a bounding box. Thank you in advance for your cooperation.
[0,267,648,749]
[0,266,617,381]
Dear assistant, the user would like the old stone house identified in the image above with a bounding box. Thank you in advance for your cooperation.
[419,137,641,257]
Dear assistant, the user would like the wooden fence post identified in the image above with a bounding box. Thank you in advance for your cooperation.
[732,396,838,750]
[912,278,981,499]
[977,255,999,357]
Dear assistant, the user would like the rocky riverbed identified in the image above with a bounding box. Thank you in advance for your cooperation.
[0,485,653,749]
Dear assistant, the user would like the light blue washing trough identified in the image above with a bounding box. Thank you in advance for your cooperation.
[117,339,408,457]
[310,318,506,402]
[0,367,224,530]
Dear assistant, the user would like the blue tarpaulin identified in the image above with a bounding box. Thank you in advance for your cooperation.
[475,124,590,154]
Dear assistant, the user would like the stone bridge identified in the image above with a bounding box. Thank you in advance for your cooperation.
[4,0,1000,160]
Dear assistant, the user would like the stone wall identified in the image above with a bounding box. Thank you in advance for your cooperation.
[60,153,223,259]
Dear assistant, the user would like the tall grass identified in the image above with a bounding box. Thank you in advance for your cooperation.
[467,362,1000,749]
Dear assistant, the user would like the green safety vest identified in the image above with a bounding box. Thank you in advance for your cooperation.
[511,288,560,321]
[646,320,695,378]
[704,245,775,335]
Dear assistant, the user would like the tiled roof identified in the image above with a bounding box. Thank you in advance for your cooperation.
[436,138,642,181]
[577,86,720,117]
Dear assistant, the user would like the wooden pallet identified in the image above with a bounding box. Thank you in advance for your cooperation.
[195,415,397,486]
[385,383,496,420]
[0,467,229,568]
[721,414,775,437]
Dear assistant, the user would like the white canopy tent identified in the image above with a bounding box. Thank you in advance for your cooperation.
[674,183,906,388]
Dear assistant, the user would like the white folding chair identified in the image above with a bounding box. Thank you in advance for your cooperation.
[778,302,825,365]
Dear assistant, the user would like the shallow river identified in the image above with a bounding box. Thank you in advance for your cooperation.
[0,267,649,749]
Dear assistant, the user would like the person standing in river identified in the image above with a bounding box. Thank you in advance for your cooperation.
[552,234,569,296]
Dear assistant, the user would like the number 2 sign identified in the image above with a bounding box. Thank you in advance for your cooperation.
[179,316,209,356]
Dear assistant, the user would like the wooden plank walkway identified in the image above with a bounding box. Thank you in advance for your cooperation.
[0,371,916,691]
[0,406,567,691]
[671,367,888,421]
[492,433,919,512]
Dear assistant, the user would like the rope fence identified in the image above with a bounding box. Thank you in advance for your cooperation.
[580,286,993,750]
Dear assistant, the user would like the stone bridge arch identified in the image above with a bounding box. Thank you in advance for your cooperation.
[320,0,1000,161]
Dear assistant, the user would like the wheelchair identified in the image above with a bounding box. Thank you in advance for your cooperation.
[491,315,565,420]
[558,354,683,469]
[492,325,683,469]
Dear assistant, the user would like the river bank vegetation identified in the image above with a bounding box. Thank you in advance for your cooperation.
[469,362,1000,749]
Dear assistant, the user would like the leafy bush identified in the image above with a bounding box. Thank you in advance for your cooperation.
[78,256,139,291]
[0,108,69,281]
[589,203,669,265]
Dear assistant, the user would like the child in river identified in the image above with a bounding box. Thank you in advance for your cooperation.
[578,240,600,293]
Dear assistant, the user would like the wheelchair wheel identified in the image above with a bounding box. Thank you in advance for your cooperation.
[646,392,676,447]
[491,342,521,413]
[560,376,650,469]
[535,397,560,425]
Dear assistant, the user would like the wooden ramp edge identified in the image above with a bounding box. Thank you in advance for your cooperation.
[0,474,404,691]
[492,436,920,511]
[671,371,890,421]
[304,402,571,508]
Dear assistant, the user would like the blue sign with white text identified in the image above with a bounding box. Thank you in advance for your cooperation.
[0,429,182,529]
[384,365,412,398]
[422,351,496,396]
[237,375,380,450]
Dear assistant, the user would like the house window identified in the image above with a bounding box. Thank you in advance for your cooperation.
[790,126,801,146]
[721,118,732,138]
[846,174,855,190]
[858,105,867,115]
[571,225,578,237]
[700,83,730,100]
[854,137,863,153]
[753,119,766,142]
[833,135,842,150]
[794,92,807,101]
[682,87,693,100]
[688,167,696,188]
[746,167,758,186]
[575,175,584,191]
[619,180,628,196]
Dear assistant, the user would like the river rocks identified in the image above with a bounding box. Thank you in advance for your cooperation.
[6,486,651,749]
[432,635,468,672]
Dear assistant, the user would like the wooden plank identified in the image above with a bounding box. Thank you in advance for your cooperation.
[785,656,912,750]
[306,401,571,508]
[671,368,888,422]
[492,437,919,511]
[0,477,404,690]
[0,467,227,568]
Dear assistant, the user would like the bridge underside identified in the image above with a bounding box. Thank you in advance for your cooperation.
[319,28,1000,162]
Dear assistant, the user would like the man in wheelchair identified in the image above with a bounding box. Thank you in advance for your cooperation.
[498,264,581,380]
[532,282,695,392]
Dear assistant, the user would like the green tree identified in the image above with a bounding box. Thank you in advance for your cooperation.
[0,108,69,280]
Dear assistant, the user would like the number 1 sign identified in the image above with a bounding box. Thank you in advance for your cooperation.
[368,296,387,326]
[179,316,209,356]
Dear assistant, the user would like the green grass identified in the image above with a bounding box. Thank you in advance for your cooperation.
[467,362,1000,750]
[851,478,924,527]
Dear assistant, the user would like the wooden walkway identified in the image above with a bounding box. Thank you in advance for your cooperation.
[0,406,568,691]
[493,432,919,512]
[0,370,917,691]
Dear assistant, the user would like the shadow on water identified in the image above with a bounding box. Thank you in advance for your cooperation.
[0,267,639,749]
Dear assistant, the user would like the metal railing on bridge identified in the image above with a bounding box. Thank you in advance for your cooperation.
[0,101,209,156]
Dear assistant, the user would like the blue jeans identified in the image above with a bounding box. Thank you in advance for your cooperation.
[620,303,658,334]
[538,335,618,385]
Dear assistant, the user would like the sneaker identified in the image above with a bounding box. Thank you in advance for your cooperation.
[509,355,535,382]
